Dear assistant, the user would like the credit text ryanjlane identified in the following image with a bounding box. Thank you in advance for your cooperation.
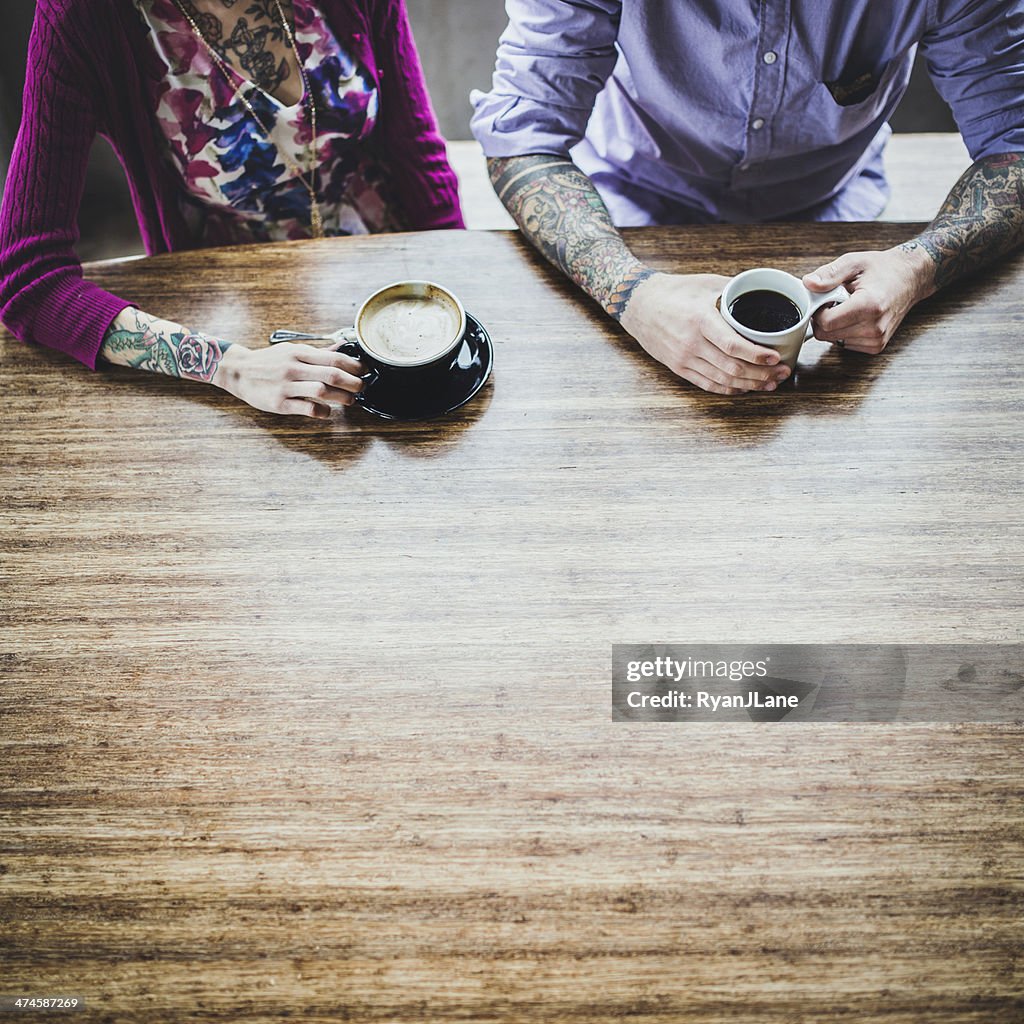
[626,690,799,710]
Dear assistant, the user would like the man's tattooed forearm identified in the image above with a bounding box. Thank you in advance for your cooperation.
[488,155,654,320]
[900,152,1024,292]
[101,308,229,383]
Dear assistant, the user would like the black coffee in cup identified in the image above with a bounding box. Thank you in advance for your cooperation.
[728,289,802,333]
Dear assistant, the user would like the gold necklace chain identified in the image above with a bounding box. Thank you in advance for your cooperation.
[171,0,324,238]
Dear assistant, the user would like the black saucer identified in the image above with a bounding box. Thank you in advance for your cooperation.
[356,313,493,422]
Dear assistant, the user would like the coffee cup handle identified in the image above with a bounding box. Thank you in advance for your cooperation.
[804,284,850,340]
[336,331,380,398]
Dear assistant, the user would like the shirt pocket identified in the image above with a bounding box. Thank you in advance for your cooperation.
[816,49,914,142]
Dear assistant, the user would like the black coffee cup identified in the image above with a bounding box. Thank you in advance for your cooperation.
[270,280,468,402]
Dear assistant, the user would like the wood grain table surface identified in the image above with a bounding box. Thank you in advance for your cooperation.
[1,226,1022,1022]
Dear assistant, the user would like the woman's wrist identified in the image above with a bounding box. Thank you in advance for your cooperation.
[212,343,250,395]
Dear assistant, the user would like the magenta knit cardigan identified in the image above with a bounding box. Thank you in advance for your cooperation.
[0,0,465,368]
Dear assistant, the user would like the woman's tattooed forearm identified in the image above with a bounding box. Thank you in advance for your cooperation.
[900,152,1024,292]
[101,308,229,383]
[488,155,654,320]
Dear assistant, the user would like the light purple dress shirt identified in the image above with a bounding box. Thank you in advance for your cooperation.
[470,0,1024,225]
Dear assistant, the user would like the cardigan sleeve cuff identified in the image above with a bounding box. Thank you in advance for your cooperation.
[15,273,133,370]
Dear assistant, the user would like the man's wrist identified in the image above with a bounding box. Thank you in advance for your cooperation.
[894,238,939,303]
[604,262,658,322]
[618,269,670,336]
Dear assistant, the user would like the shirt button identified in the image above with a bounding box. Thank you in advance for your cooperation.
[763,51,778,64]
[752,118,765,130]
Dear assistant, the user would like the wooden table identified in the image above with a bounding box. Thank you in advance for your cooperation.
[1,226,1021,1022]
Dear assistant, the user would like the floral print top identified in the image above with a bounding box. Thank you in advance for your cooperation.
[133,0,405,245]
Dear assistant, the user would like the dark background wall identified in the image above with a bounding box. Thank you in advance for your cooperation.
[0,0,957,258]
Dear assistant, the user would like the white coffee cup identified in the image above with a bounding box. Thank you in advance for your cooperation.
[720,268,849,371]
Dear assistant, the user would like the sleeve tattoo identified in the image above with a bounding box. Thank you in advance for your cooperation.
[900,152,1024,291]
[487,155,655,321]
[100,307,230,382]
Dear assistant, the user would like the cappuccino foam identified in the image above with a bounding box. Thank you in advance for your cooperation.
[361,297,460,364]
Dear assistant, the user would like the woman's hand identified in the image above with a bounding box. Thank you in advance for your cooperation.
[621,273,791,395]
[214,343,367,419]
[102,309,367,420]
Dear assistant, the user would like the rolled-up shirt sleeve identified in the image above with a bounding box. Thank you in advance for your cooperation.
[921,0,1024,160]
[470,0,622,158]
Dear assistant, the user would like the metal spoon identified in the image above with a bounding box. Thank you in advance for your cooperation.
[269,328,356,346]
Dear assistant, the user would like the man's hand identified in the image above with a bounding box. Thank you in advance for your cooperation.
[621,273,791,394]
[808,153,1024,355]
[803,246,935,354]
[488,155,790,395]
